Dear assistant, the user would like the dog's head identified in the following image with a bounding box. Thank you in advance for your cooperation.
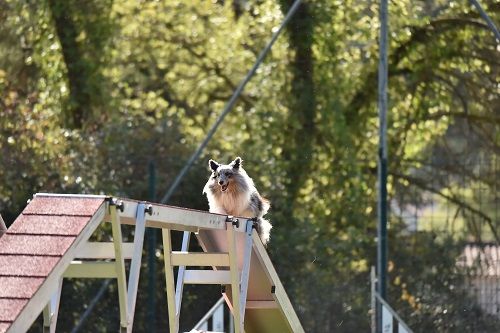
[208,157,242,192]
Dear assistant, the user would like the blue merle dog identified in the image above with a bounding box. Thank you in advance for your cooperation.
[203,157,272,245]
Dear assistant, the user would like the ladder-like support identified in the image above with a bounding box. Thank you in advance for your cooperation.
[162,218,255,333]
[62,201,150,333]
[2,194,304,332]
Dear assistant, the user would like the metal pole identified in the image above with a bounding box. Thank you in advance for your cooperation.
[159,0,303,204]
[377,0,389,331]
[469,0,500,42]
[147,160,157,333]
[371,266,376,333]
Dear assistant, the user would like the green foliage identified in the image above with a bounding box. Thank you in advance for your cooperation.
[1,0,498,332]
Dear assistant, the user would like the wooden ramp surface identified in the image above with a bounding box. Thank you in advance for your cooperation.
[197,229,303,333]
[0,196,106,333]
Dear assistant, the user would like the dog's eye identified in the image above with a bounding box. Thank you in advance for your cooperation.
[227,174,232,178]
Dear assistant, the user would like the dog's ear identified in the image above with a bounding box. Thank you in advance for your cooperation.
[231,157,242,169]
[209,159,219,172]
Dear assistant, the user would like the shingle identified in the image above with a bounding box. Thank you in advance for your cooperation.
[0,195,106,332]
[0,255,60,277]
[0,235,75,256]
[0,323,10,333]
[0,277,44,299]
[22,197,105,216]
[0,299,27,322]
[8,215,90,236]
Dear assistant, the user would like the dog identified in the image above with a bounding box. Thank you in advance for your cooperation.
[203,157,272,245]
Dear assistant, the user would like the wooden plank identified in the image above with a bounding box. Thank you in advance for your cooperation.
[107,200,238,232]
[183,270,231,285]
[251,232,304,333]
[246,301,278,309]
[63,261,116,278]
[171,252,229,267]
[75,242,135,259]
[162,229,178,333]
[110,206,128,330]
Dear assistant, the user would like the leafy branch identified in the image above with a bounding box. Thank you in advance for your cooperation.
[392,171,499,243]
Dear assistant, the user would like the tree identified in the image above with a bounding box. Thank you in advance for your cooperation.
[1,0,498,331]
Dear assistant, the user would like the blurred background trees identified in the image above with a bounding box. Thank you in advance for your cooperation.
[0,0,498,332]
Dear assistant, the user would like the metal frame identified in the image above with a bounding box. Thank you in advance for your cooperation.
[239,220,254,321]
[126,203,148,332]
[371,267,413,333]
[174,230,191,324]
[42,278,62,333]
[226,221,243,333]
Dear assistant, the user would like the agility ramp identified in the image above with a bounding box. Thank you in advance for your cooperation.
[0,193,303,333]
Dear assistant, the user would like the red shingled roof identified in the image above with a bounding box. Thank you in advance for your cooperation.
[0,195,105,333]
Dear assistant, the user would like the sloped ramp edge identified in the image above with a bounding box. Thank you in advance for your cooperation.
[196,229,304,333]
[0,195,107,333]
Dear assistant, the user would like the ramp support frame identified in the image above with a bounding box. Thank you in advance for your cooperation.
[63,201,149,333]
[3,194,303,333]
[162,219,255,333]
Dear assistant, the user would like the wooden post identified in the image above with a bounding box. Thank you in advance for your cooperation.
[227,222,242,333]
[162,229,178,333]
[110,205,129,331]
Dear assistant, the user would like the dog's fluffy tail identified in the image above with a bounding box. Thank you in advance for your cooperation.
[256,217,272,246]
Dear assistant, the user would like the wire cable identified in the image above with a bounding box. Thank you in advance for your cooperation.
[469,0,500,42]
[159,0,303,204]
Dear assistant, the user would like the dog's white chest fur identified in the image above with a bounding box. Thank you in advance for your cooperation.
[216,192,252,218]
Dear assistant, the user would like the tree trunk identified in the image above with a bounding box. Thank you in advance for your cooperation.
[47,0,90,129]
[279,0,316,210]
